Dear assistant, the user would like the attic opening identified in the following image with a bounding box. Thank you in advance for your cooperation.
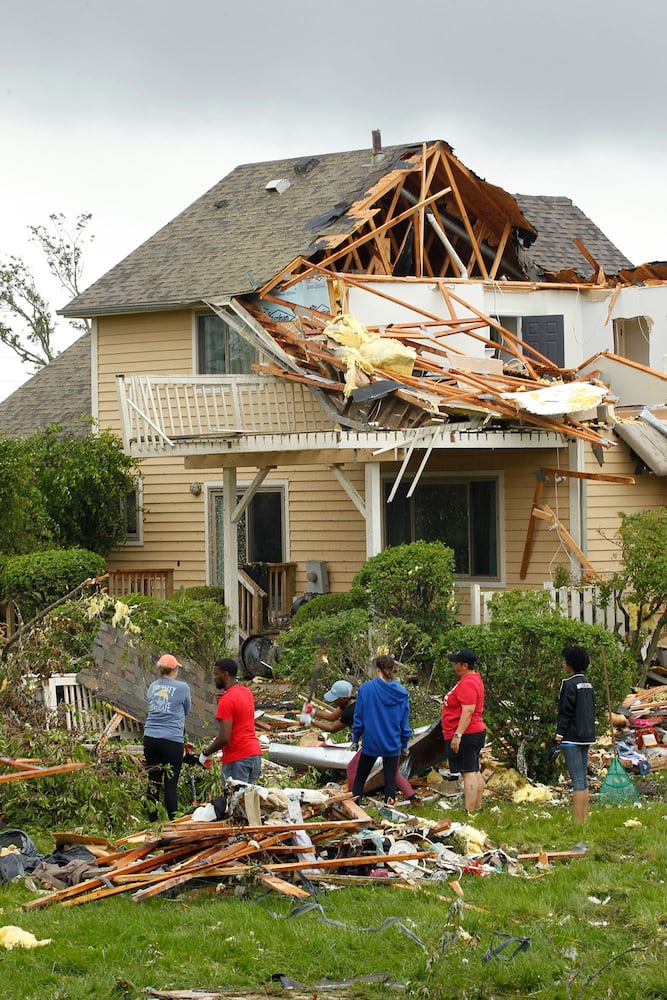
[613,315,652,367]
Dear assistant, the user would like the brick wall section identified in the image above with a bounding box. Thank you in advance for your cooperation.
[78,623,219,742]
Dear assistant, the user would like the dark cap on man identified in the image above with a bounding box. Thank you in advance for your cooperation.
[447,648,477,665]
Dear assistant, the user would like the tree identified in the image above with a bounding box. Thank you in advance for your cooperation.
[0,212,93,370]
[0,424,139,559]
[612,508,667,673]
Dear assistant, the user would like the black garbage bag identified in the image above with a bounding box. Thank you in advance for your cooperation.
[0,829,45,883]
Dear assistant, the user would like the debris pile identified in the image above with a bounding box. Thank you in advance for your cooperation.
[19,782,585,911]
[610,684,667,774]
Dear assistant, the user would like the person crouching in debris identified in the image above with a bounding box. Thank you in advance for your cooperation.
[143,653,191,821]
[351,654,412,805]
[309,678,417,803]
[441,648,486,813]
[555,645,595,824]
[199,658,263,784]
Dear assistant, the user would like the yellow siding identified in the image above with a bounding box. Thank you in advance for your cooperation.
[98,313,665,620]
[585,441,667,576]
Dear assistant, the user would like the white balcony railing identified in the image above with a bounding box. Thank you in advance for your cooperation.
[116,374,335,455]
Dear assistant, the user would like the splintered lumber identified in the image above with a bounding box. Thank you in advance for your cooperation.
[0,760,86,784]
[21,842,190,910]
[517,849,588,861]
[255,872,311,898]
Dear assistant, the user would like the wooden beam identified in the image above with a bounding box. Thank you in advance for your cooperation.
[540,467,635,485]
[533,504,600,579]
[519,480,544,580]
[489,220,512,279]
[287,186,453,280]
[440,153,488,278]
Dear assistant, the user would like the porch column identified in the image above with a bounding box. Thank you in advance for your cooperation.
[222,466,240,654]
[364,462,382,557]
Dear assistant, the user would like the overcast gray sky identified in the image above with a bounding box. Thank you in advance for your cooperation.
[2,0,666,400]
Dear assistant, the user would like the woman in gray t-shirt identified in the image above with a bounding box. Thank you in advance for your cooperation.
[143,653,191,821]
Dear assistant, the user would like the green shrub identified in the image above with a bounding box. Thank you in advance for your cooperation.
[173,585,225,604]
[0,547,107,621]
[0,592,232,729]
[436,589,634,780]
[350,541,457,636]
[273,607,372,693]
[291,591,356,624]
[368,615,438,676]
[0,727,218,836]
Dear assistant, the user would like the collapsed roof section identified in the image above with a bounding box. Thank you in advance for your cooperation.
[229,268,618,449]
[271,141,539,285]
[221,141,664,451]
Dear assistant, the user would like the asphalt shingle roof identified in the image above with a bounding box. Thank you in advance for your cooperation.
[62,143,423,318]
[0,334,92,438]
[515,194,634,277]
[60,142,635,320]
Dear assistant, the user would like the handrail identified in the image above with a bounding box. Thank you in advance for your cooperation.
[107,569,174,600]
[238,567,266,641]
[116,374,333,454]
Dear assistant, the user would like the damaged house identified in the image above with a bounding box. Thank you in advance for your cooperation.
[59,136,667,645]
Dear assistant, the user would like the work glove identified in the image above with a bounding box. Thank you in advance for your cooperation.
[198,752,212,770]
[401,746,410,758]
[183,742,199,766]
[299,703,314,726]
[350,742,359,753]
[546,741,561,764]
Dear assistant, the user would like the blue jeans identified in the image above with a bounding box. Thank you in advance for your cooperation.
[562,743,589,791]
[221,755,262,783]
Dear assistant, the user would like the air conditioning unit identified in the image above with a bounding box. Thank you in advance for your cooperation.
[305,560,329,594]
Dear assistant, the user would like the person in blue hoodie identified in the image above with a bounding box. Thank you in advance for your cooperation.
[351,653,412,804]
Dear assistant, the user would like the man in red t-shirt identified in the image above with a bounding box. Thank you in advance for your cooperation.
[199,658,262,783]
[441,648,486,812]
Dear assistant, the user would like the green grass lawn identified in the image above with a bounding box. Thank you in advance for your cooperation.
[1,783,665,1000]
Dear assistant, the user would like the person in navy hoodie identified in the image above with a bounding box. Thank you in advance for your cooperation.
[351,653,412,804]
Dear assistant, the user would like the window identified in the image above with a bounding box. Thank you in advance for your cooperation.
[120,481,143,545]
[384,477,499,578]
[196,314,256,374]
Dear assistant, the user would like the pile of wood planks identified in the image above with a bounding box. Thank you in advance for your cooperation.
[21,791,437,910]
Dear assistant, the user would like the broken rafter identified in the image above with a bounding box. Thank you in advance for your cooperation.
[282,186,453,289]
[439,151,489,279]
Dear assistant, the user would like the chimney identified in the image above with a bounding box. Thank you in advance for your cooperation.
[371,129,382,156]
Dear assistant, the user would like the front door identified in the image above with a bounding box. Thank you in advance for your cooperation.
[522,314,565,368]
[210,487,285,588]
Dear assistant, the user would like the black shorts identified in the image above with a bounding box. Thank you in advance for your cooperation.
[445,729,486,773]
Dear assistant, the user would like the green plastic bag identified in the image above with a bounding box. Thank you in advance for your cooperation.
[597,756,640,804]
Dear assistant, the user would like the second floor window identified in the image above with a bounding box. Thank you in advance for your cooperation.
[197,314,256,374]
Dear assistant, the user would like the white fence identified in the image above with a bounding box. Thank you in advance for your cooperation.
[470,583,626,632]
[43,674,142,737]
